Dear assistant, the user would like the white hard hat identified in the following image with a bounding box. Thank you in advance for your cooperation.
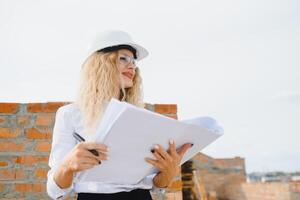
[86,30,149,61]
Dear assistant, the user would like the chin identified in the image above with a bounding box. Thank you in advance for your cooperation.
[124,84,133,89]
[122,79,133,88]
[120,77,134,89]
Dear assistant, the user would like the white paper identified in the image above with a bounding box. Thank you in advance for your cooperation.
[78,98,223,184]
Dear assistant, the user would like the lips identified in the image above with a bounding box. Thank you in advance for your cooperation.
[122,72,134,80]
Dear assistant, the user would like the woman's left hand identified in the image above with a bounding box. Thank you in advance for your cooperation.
[145,139,192,187]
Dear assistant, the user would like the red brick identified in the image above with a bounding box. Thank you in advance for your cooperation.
[36,115,54,126]
[27,103,43,113]
[0,157,17,167]
[0,142,24,152]
[0,169,25,180]
[154,104,177,114]
[15,156,48,166]
[35,168,48,178]
[43,102,66,113]
[17,115,30,126]
[14,183,46,193]
[0,117,5,124]
[25,128,52,139]
[32,183,46,192]
[0,103,19,113]
[0,127,21,138]
[0,161,8,167]
[35,141,51,152]
[27,102,66,113]
[14,183,29,192]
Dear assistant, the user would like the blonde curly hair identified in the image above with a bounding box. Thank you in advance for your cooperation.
[75,51,145,135]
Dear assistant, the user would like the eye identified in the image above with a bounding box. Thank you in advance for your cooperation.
[119,57,127,61]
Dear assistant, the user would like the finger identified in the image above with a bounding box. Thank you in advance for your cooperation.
[152,150,165,163]
[79,149,109,161]
[168,139,177,156]
[80,142,109,152]
[96,152,109,161]
[88,149,100,157]
[177,143,192,159]
[79,156,100,165]
[85,152,109,161]
[154,145,172,162]
[82,158,99,165]
[87,149,109,158]
[78,149,98,158]
[145,158,164,170]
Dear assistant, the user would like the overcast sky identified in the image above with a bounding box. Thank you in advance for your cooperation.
[1,0,299,173]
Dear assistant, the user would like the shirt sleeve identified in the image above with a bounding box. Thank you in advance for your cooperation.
[138,173,156,186]
[137,172,166,193]
[47,106,77,199]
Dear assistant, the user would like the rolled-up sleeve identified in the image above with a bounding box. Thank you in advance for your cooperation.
[47,105,76,199]
[140,173,167,193]
[139,173,156,186]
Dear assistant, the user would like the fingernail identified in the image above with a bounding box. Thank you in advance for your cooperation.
[154,145,159,149]
[151,149,155,153]
[169,139,174,144]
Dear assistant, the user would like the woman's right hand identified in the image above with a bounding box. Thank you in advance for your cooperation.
[61,142,109,173]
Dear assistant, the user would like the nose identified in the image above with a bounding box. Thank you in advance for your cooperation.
[126,62,136,69]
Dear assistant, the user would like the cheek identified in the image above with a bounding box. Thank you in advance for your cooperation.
[117,62,126,71]
[116,64,121,74]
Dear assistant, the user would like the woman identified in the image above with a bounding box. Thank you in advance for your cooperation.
[47,30,192,200]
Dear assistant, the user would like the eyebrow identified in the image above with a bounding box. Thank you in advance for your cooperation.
[119,54,135,58]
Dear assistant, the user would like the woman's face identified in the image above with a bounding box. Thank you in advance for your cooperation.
[117,49,137,89]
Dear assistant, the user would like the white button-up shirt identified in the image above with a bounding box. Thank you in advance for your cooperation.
[47,103,157,200]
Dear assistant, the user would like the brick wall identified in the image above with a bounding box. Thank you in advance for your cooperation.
[193,153,246,199]
[0,102,67,199]
[163,153,247,200]
[0,102,177,199]
[224,182,300,200]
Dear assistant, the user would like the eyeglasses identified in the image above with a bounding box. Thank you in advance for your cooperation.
[118,54,137,68]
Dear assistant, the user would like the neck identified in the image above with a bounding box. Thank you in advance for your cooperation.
[118,88,126,101]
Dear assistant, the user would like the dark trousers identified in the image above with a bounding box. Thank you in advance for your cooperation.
[77,189,152,200]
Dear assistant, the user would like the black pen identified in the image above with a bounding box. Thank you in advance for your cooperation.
[72,132,99,157]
